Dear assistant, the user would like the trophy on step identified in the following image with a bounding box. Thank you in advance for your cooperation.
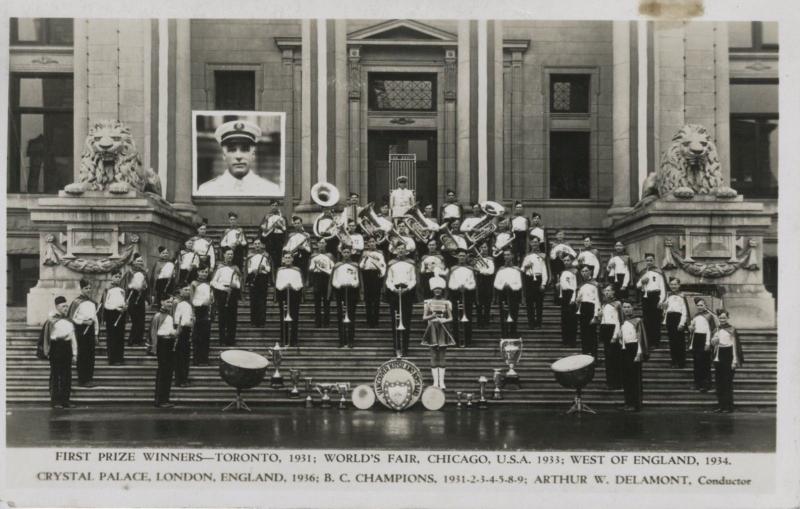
[304,377,314,408]
[335,383,351,409]
[492,368,504,400]
[288,369,301,398]
[499,338,523,390]
[478,376,488,409]
[315,383,336,409]
[268,342,284,388]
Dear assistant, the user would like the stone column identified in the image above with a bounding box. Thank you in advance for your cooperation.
[73,19,88,182]
[714,22,732,184]
[171,19,197,218]
[442,49,457,202]
[477,20,488,202]
[334,20,349,193]
[456,21,471,201]
[608,20,634,221]
[347,45,363,198]
[296,19,316,212]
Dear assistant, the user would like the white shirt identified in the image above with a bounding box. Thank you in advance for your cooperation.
[128,271,146,290]
[191,282,211,307]
[664,294,688,327]
[577,250,600,279]
[601,303,622,339]
[716,328,734,347]
[359,250,387,276]
[283,232,311,253]
[511,216,528,232]
[103,287,126,310]
[173,300,194,328]
[266,213,287,233]
[386,259,417,291]
[309,253,335,274]
[275,267,304,291]
[390,188,415,218]
[494,266,522,291]
[606,255,631,287]
[494,232,513,251]
[448,266,476,291]
[340,204,363,224]
[157,261,175,280]
[247,253,271,275]
[156,314,176,337]
[692,314,711,336]
[51,317,76,340]
[621,321,639,344]
[637,269,666,304]
[192,236,215,268]
[179,251,199,270]
[196,169,281,196]
[521,253,549,286]
[460,216,483,233]
[314,215,336,237]
[441,203,461,220]
[221,228,247,248]
[211,265,241,291]
[559,271,577,301]
[72,299,97,323]
[576,283,601,313]
[347,233,364,253]
[452,234,468,250]
[331,263,360,288]
[528,226,545,243]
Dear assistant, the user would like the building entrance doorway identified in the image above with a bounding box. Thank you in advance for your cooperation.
[368,130,437,210]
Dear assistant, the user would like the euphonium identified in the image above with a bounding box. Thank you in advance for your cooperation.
[356,203,392,244]
[492,232,517,258]
[465,201,505,245]
[400,206,432,243]
[438,226,459,253]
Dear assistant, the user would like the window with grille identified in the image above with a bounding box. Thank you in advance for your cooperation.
[10,18,74,45]
[550,74,590,113]
[368,73,437,111]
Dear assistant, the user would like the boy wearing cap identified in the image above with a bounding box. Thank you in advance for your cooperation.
[308,239,335,328]
[43,296,79,408]
[521,239,549,329]
[549,230,577,304]
[510,201,529,263]
[385,242,418,357]
[191,221,216,272]
[150,246,176,309]
[440,189,462,225]
[389,175,415,224]
[220,211,248,272]
[636,253,666,348]
[196,119,280,196]
[246,238,273,328]
[619,301,649,412]
[69,281,99,388]
[173,286,195,387]
[100,271,128,365]
[447,249,476,347]
[275,252,304,347]
[150,297,177,408]
[359,236,387,327]
[261,201,287,273]
[329,245,363,348]
[558,253,579,346]
[176,238,199,286]
[211,249,242,346]
[190,266,214,365]
[606,241,634,301]
[122,255,148,347]
[527,212,547,255]
[494,249,523,336]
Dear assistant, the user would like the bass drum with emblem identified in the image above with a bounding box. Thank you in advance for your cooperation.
[421,386,446,411]
[351,384,376,410]
[374,358,424,411]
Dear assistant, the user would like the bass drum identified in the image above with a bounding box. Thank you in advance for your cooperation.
[219,350,269,390]
[421,386,446,411]
[551,354,595,389]
[351,384,376,410]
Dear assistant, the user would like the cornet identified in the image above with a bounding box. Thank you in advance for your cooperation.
[342,287,351,324]
[283,287,293,322]
[460,288,469,323]
[395,284,407,331]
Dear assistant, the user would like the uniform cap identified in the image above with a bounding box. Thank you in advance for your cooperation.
[396,175,408,183]
[429,276,446,291]
[54,296,67,306]
[214,120,261,146]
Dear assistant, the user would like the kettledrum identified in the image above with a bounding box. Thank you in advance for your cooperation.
[551,354,596,415]
[219,349,269,412]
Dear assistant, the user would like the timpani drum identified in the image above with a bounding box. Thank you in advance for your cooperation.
[421,386,446,411]
[351,384,376,410]
[551,354,596,415]
[219,350,269,411]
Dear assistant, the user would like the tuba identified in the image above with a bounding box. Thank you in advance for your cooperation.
[311,182,349,246]
[465,201,504,246]
[357,202,392,244]
[400,205,433,243]
[438,226,460,253]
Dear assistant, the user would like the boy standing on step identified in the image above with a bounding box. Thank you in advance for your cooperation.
[44,296,78,408]
[190,266,213,366]
[69,279,99,387]
[619,301,649,412]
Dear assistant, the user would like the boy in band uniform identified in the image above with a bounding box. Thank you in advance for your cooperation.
[494,249,523,337]
[173,286,195,387]
[43,296,78,408]
[549,230,576,304]
[491,219,515,268]
[340,192,364,225]
[262,201,287,274]
[122,255,148,347]
[100,271,128,365]
[711,310,744,413]
[190,267,213,366]
[385,242,418,357]
[688,298,717,392]
[150,246,176,309]
[599,284,624,390]
[521,239,549,329]
[329,245,363,348]
[440,189,462,226]
[447,249,477,348]
[220,211,248,272]
[69,281,99,388]
[344,219,364,261]
[419,239,448,299]
[620,301,649,412]
[576,236,601,282]
[557,253,578,346]
[663,277,690,368]
[473,242,496,329]
[389,175,415,224]
[308,238,335,328]
[575,265,601,358]
[390,222,417,260]
[246,238,273,328]
[460,202,484,236]
[210,249,242,346]
[606,241,633,300]
[176,238,199,286]
[359,236,387,327]
[150,297,177,408]
[191,221,216,272]
[510,200,529,263]
[527,212,546,255]
[275,253,304,347]
[636,253,666,348]
[284,215,312,280]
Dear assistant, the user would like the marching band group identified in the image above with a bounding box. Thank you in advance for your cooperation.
[39,175,743,413]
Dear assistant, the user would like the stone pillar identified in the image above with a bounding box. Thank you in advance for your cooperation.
[297,19,316,212]
[334,20,349,194]
[456,21,471,202]
[442,49,457,202]
[714,22,732,184]
[608,21,635,222]
[171,19,196,218]
[477,20,488,202]
[347,45,364,199]
[316,18,328,184]
[73,19,88,182]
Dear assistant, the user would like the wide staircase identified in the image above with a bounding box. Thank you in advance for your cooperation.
[6,227,777,410]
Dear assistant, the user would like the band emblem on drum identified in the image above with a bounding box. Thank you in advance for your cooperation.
[374,359,423,411]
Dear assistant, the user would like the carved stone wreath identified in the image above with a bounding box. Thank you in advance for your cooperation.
[43,233,140,273]
[662,238,758,279]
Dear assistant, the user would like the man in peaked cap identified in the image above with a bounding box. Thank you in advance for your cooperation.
[196,119,281,196]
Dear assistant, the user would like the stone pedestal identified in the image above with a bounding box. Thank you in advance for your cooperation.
[610,196,776,328]
[26,190,195,325]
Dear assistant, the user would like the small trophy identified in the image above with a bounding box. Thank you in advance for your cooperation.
[465,393,474,409]
[499,338,523,390]
[304,377,314,408]
[315,383,334,409]
[456,391,463,408]
[478,377,488,409]
[268,342,284,388]
[335,383,351,409]
[492,368,504,400]
[288,369,301,399]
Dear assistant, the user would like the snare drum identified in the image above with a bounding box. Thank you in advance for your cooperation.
[351,384,377,410]
[551,354,595,389]
[421,386,446,411]
[219,350,269,390]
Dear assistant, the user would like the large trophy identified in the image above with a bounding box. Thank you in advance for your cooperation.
[315,383,336,409]
[499,338,523,390]
[268,342,284,388]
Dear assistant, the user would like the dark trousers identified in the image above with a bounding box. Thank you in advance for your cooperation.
[278,289,301,346]
[335,287,358,347]
[665,312,687,367]
[154,278,174,308]
[498,289,520,337]
[309,273,331,327]
[692,333,712,390]
[75,326,96,384]
[578,302,597,357]
[613,274,628,301]
[192,306,211,365]
[103,309,125,364]
[524,275,544,328]
[599,324,622,389]
[388,292,413,355]
[231,245,246,273]
[174,326,192,385]
[560,290,577,346]
[178,268,197,287]
[621,344,643,409]
[476,276,494,328]
[293,251,310,281]
[154,336,176,405]
[214,289,239,346]
[642,291,663,347]
[715,347,735,411]
[49,341,72,405]
[551,259,565,303]
[450,290,474,347]
[513,234,527,263]
[265,233,285,273]
[420,273,434,299]
[362,271,382,327]
[248,273,269,327]
[126,290,146,345]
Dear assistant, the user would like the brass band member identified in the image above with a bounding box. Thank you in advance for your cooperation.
[376,202,394,261]
[246,238,273,328]
[549,230,576,304]
[100,271,127,365]
[191,220,216,272]
[261,201,287,274]
[173,286,195,388]
[44,296,78,408]
[190,266,213,366]
[440,189,462,226]
[636,253,666,348]
[448,249,477,347]
[390,222,417,260]
[606,241,633,300]
[389,175,415,224]
[442,218,469,267]
[521,239,549,329]
[150,246,176,310]
[688,298,717,392]
[576,236,601,282]
[330,245,362,348]
[558,253,578,346]
[176,238,199,286]
[460,203,484,235]
[511,201,529,263]
[359,236,387,327]
[422,203,441,232]
[599,284,624,390]
[221,211,248,273]
[150,297,177,408]
[662,277,690,368]
[620,301,649,412]
[284,215,312,279]
[308,239,335,328]
[576,265,601,357]
[344,219,364,260]
[422,276,455,389]
[473,242,496,328]
[122,255,148,347]
[711,309,743,413]
[494,249,523,337]
[275,252,304,347]
[69,280,99,387]
[527,212,546,254]
[315,206,340,255]
[385,242,418,357]
[340,192,363,225]
[419,239,448,299]
[492,219,514,267]
[210,249,242,346]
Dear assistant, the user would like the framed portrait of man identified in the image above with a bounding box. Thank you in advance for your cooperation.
[192,111,285,197]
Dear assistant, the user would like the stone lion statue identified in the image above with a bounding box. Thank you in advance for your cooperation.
[640,124,736,203]
[65,120,162,197]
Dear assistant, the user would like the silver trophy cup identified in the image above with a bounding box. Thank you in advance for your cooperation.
[492,368,504,400]
[268,342,284,388]
[478,376,488,409]
[304,377,314,408]
[288,369,301,398]
[499,338,523,390]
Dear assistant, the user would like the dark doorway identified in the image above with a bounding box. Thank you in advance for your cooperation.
[368,130,437,210]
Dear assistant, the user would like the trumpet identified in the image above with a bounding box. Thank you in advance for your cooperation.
[395,284,407,331]
[460,288,469,323]
[342,287,351,324]
[283,287,293,323]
